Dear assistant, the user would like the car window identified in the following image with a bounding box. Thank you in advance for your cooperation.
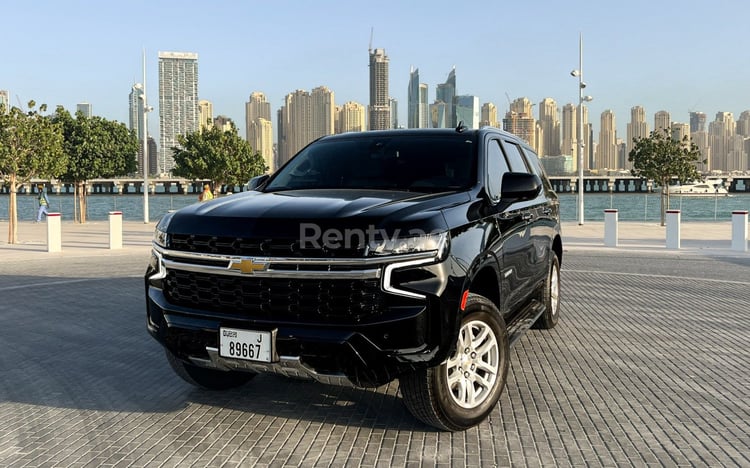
[486,139,509,200]
[501,141,530,173]
[265,135,478,193]
[522,148,555,192]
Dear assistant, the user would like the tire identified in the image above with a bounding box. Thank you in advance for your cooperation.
[533,254,560,329]
[400,293,509,431]
[165,349,256,390]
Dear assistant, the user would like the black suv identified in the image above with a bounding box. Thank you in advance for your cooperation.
[145,126,562,431]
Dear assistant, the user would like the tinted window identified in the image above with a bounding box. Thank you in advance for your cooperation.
[486,139,509,199]
[501,141,529,173]
[265,135,478,193]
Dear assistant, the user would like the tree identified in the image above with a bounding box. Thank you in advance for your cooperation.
[53,108,138,223]
[171,124,267,194]
[0,101,66,244]
[628,128,705,226]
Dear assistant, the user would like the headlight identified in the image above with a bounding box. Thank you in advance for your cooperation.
[367,231,448,257]
[153,211,174,247]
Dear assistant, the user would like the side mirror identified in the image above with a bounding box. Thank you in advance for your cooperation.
[500,172,542,202]
[248,174,270,191]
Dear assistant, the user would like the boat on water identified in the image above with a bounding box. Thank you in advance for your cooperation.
[668,177,730,196]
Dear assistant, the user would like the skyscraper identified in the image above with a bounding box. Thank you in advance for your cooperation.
[1,90,10,112]
[336,101,366,134]
[407,67,429,129]
[129,84,148,176]
[626,106,648,164]
[709,112,741,171]
[690,111,707,133]
[455,95,480,129]
[480,102,498,128]
[158,51,199,174]
[129,84,145,141]
[597,110,617,170]
[436,68,456,128]
[368,47,390,130]
[198,100,213,130]
[246,92,274,173]
[430,101,448,128]
[76,102,92,117]
[561,103,577,158]
[503,97,537,149]
[654,110,671,134]
[538,98,560,156]
[277,87,335,165]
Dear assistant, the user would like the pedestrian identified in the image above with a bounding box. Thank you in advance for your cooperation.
[36,185,50,222]
[198,184,214,202]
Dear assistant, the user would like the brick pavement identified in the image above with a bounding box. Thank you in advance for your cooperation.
[0,221,749,467]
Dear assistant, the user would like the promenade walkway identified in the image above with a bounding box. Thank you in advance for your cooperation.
[1,220,748,466]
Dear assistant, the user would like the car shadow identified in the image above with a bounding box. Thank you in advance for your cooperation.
[0,273,428,431]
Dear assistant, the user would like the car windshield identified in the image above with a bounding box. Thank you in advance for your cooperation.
[264,134,478,193]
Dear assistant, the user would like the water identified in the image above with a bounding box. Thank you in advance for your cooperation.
[1,192,748,223]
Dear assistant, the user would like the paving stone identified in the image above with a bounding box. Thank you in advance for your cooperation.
[1,243,749,466]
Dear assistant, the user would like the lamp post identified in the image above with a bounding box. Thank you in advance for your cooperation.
[139,50,153,224]
[570,33,593,225]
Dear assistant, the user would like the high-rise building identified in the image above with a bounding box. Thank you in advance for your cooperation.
[691,131,711,172]
[654,110,671,134]
[368,47,390,130]
[277,87,335,165]
[407,68,428,128]
[690,111,707,133]
[430,101,448,128]
[128,84,149,175]
[455,95,480,129]
[336,101,366,134]
[389,98,399,129]
[480,102,498,128]
[158,51,199,174]
[626,106,648,165]
[198,100,213,130]
[538,98,560,156]
[596,110,617,171]
[436,67,456,128]
[671,122,690,143]
[76,102,92,117]
[503,97,537,150]
[129,84,145,141]
[708,111,735,171]
[737,111,750,137]
[561,103,577,157]
[246,92,274,172]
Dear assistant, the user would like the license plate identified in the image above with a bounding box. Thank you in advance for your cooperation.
[219,328,275,363]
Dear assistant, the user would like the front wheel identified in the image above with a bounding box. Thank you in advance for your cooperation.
[400,293,509,431]
[165,349,256,390]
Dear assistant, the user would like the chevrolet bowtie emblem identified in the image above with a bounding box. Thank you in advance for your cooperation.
[228,258,268,274]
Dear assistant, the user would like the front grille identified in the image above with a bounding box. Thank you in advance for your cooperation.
[169,234,364,258]
[163,270,386,323]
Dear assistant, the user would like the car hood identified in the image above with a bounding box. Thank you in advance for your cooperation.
[165,189,470,239]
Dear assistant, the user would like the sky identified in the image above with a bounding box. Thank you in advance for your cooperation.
[4,0,750,143]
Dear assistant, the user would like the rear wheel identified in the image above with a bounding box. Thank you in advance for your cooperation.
[533,254,560,329]
[400,293,509,431]
[165,349,256,390]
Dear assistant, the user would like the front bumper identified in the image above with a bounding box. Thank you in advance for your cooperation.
[146,245,462,387]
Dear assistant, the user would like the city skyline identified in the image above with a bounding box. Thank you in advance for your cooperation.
[4,1,750,140]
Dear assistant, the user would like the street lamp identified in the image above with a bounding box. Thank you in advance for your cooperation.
[571,33,593,225]
[138,50,153,224]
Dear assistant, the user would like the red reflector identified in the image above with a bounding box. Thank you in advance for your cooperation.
[460,290,469,311]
